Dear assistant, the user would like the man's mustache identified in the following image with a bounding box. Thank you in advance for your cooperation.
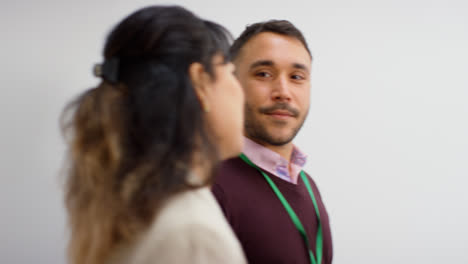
[258,103,299,117]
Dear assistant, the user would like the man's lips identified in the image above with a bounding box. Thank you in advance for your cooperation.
[268,110,293,116]
[266,110,295,119]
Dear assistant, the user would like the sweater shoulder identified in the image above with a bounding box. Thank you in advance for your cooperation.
[213,157,264,191]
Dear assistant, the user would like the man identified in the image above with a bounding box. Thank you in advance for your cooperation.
[212,20,333,264]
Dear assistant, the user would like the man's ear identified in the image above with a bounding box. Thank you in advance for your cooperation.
[189,62,211,112]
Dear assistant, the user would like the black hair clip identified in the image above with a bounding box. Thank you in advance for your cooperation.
[93,57,120,84]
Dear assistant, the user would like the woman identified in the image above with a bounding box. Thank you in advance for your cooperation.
[62,6,246,264]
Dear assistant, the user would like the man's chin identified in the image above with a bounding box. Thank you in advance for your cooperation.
[263,133,295,146]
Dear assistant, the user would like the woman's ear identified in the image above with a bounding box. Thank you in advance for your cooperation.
[189,62,211,112]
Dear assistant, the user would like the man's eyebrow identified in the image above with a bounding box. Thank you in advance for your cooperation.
[293,63,309,72]
[249,60,309,72]
[249,60,274,70]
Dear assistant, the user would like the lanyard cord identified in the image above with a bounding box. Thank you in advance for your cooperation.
[239,153,323,264]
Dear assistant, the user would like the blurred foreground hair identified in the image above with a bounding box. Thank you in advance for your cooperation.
[61,6,232,264]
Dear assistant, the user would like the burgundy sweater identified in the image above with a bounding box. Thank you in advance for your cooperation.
[212,157,333,264]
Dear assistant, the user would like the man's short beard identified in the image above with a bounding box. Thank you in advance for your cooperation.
[244,103,306,146]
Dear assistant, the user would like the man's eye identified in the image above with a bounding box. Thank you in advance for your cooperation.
[291,75,305,80]
[256,72,272,77]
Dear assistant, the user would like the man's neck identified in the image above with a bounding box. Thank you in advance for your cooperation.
[247,136,294,162]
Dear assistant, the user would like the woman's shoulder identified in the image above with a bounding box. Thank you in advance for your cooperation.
[154,187,225,228]
[126,187,247,264]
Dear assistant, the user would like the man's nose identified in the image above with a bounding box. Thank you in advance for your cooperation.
[271,75,291,102]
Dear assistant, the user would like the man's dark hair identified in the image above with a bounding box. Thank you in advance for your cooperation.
[230,20,311,60]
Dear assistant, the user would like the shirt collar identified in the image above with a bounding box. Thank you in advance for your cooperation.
[242,137,308,184]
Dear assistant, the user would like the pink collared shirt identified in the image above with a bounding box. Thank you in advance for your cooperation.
[242,137,307,184]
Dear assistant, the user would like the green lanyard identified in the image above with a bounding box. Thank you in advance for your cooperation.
[239,153,323,264]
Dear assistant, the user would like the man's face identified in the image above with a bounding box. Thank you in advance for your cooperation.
[234,32,311,146]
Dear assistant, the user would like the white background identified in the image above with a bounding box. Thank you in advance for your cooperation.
[1,0,467,263]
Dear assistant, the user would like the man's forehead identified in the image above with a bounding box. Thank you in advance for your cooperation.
[236,32,311,68]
